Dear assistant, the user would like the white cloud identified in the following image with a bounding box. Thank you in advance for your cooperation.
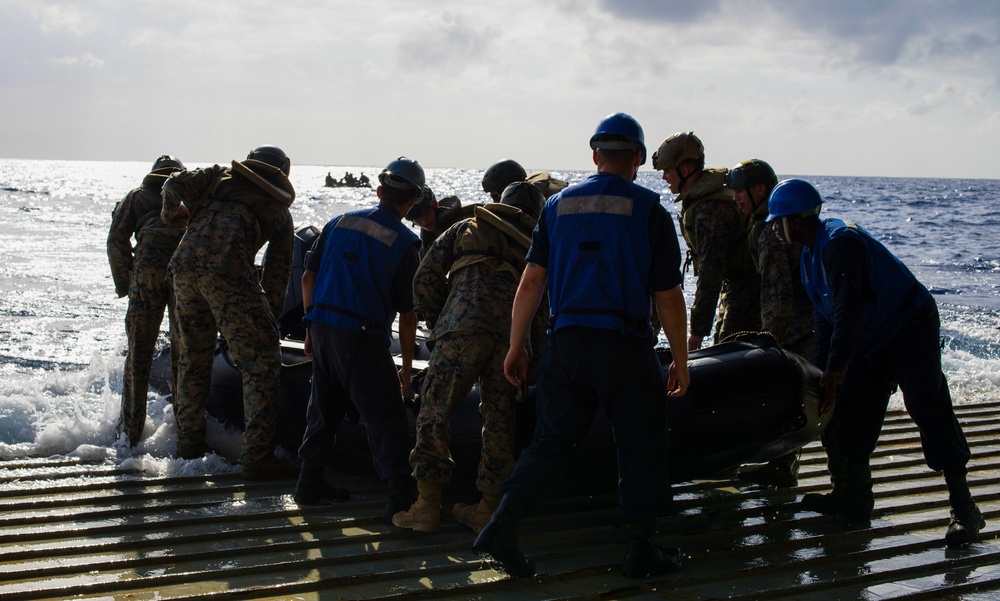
[48,52,104,68]
[0,0,997,178]
[908,84,960,116]
[27,1,98,36]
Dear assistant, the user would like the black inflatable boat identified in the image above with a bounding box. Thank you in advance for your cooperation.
[150,225,828,484]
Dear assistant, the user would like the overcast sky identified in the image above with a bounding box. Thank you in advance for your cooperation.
[2,0,998,179]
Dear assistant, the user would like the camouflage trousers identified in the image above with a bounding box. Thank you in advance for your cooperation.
[714,272,762,344]
[411,331,517,499]
[172,270,281,464]
[121,244,177,446]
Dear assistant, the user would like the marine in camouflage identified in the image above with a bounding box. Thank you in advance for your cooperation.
[107,171,187,446]
[162,162,294,465]
[676,168,761,343]
[751,202,815,357]
[410,204,547,498]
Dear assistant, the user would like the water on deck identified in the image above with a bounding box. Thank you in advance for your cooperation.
[1,402,998,600]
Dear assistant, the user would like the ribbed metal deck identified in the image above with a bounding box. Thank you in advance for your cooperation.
[1,402,998,600]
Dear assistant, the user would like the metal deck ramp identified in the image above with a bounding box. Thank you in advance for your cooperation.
[1,403,998,600]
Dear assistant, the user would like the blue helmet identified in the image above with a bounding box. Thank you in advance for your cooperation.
[378,156,425,191]
[589,112,646,165]
[765,179,823,222]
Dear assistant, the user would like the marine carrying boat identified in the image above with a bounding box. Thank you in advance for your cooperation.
[151,224,828,484]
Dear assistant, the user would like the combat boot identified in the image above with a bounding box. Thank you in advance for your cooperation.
[392,481,442,532]
[473,494,535,579]
[384,476,417,525]
[241,453,299,481]
[945,467,985,547]
[801,456,873,520]
[738,451,800,488]
[293,462,350,505]
[452,493,499,534]
[621,520,682,578]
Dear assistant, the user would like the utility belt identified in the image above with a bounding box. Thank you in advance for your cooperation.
[550,307,649,337]
[136,232,181,247]
[312,303,387,333]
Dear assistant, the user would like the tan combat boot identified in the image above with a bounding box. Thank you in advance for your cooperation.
[391,481,442,532]
[453,493,500,534]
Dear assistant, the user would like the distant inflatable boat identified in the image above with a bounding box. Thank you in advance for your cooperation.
[150,224,828,484]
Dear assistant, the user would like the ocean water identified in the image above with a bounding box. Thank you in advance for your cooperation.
[1,159,997,475]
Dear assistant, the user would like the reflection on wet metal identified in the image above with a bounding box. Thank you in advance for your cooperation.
[0,404,997,600]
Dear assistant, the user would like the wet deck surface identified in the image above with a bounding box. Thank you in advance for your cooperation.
[1,402,998,600]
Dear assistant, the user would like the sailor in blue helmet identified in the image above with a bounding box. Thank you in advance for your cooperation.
[474,113,691,578]
[296,157,425,523]
[767,179,984,547]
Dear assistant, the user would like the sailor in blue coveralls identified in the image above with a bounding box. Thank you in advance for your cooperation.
[473,113,691,579]
[295,157,425,525]
[766,178,984,548]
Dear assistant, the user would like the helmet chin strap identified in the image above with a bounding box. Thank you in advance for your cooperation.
[747,188,762,213]
[778,217,794,245]
[677,168,694,192]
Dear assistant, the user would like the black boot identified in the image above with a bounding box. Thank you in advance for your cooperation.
[473,494,535,579]
[293,462,350,505]
[801,455,873,520]
[945,467,985,547]
[385,476,417,525]
[621,519,682,578]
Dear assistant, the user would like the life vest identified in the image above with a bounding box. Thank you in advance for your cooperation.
[677,168,752,275]
[128,173,171,236]
[307,206,419,342]
[801,219,931,356]
[450,204,536,280]
[545,172,657,335]
[194,162,295,251]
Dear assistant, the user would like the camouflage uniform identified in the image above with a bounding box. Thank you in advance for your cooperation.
[411,204,547,499]
[677,168,761,343]
[739,193,816,485]
[750,201,814,358]
[108,172,188,446]
[161,162,294,464]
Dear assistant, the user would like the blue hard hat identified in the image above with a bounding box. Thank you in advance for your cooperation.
[765,179,823,222]
[379,156,425,190]
[589,112,647,165]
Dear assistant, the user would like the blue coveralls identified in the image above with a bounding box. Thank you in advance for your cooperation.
[803,219,970,471]
[500,172,683,523]
[298,206,420,483]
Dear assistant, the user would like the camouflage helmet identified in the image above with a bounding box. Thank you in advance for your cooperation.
[725,158,778,192]
[246,145,291,175]
[482,159,527,195]
[651,132,704,172]
[499,181,545,218]
[151,155,185,173]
